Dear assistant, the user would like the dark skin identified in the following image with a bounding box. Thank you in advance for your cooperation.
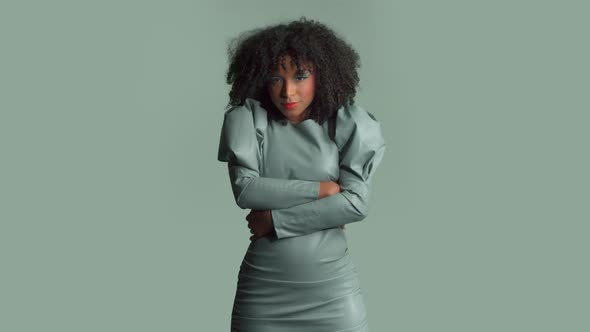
[246,181,344,241]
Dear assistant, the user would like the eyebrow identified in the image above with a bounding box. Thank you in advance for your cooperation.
[268,69,312,76]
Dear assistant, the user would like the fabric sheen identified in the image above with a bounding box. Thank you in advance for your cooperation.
[218,98,385,331]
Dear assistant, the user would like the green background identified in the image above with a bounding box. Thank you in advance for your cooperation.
[1,0,588,331]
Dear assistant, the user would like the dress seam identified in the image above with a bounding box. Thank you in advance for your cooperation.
[237,270,357,284]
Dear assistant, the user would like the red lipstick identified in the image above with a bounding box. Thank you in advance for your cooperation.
[282,102,298,110]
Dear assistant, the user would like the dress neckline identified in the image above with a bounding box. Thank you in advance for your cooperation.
[287,118,313,126]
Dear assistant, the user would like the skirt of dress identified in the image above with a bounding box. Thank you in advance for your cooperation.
[230,228,369,332]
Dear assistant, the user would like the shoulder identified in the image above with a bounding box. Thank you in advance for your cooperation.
[223,98,268,126]
[336,104,381,133]
[218,99,268,162]
[334,104,384,148]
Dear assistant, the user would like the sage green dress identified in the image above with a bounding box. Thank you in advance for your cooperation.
[217,98,385,332]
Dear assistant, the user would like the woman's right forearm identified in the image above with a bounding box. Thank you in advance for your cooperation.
[231,175,318,210]
[229,164,342,209]
[228,163,344,210]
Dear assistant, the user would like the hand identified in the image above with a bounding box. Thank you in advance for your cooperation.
[319,182,346,230]
[319,181,341,199]
[246,209,275,241]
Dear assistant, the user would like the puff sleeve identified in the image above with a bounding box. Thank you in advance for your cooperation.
[271,105,386,239]
[217,99,321,210]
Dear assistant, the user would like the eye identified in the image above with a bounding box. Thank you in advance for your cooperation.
[267,77,282,85]
[294,70,311,81]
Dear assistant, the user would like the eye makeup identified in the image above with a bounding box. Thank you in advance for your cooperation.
[267,71,311,83]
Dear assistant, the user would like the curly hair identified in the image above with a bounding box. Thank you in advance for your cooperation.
[225,17,361,125]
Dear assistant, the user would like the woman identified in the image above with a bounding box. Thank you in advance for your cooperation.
[217,17,386,332]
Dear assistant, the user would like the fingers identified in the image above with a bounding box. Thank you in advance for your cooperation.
[249,233,262,241]
[248,223,266,241]
[247,221,260,239]
[246,211,271,241]
[246,210,259,223]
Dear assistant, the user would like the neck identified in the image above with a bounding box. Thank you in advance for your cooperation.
[287,109,310,124]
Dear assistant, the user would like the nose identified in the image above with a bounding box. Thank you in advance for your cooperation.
[280,80,295,98]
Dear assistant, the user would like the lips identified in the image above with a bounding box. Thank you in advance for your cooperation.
[282,102,298,110]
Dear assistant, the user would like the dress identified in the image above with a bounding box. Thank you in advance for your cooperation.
[217,98,386,332]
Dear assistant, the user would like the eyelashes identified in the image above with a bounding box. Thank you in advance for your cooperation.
[267,74,310,84]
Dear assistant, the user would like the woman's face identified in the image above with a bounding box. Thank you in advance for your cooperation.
[266,55,315,124]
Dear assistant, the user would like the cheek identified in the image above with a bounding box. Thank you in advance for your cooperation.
[267,85,279,100]
[303,77,316,99]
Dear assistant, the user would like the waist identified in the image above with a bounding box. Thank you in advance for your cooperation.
[239,228,355,281]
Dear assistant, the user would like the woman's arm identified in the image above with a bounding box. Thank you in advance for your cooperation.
[271,105,386,239]
[227,162,339,209]
[270,161,382,239]
[219,101,339,210]
[246,182,344,241]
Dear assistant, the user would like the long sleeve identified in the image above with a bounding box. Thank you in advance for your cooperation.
[271,104,386,239]
[217,99,321,210]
